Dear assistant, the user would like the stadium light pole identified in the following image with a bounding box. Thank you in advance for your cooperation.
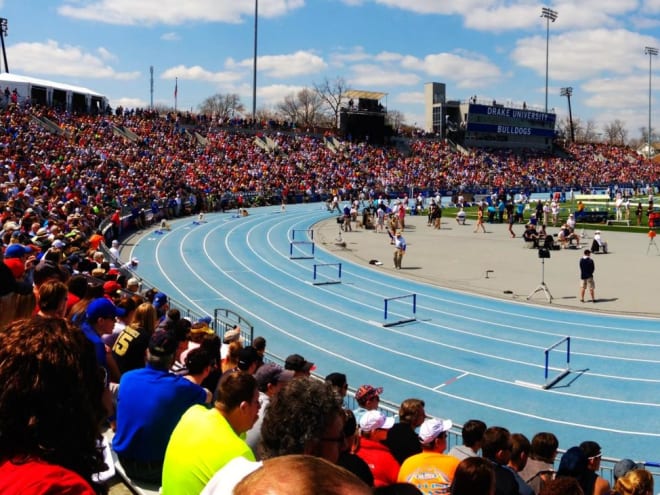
[560,87,574,142]
[0,18,8,73]
[645,46,658,158]
[252,0,258,121]
[541,7,557,114]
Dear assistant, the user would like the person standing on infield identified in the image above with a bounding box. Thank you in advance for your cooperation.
[579,249,595,303]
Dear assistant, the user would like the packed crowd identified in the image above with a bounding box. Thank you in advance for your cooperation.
[1,104,659,494]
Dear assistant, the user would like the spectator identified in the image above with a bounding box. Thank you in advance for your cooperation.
[325,371,349,400]
[0,317,107,494]
[613,459,645,483]
[202,376,345,494]
[448,419,487,461]
[353,384,384,424]
[450,456,496,495]
[233,455,372,495]
[579,250,596,303]
[284,353,316,378]
[481,426,519,495]
[111,302,158,374]
[578,441,610,495]
[519,432,558,495]
[613,468,654,495]
[385,398,426,464]
[338,409,374,487]
[538,478,584,495]
[82,297,124,383]
[36,279,69,318]
[356,410,400,487]
[162,371,260,494]
[555,446,591,495]
[245,363,294,458]
[398,417,459,493]
[113,330,210,484]
[505,433,534,495]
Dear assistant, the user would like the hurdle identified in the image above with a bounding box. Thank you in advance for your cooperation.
[383,293,417,327]
[291,228,314,241]
[312,263,342,285]
[543,336,571,390]
[289,241,315,260]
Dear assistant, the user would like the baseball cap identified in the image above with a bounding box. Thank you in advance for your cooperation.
[613,458,645,480]
[103,281,122,296]
[355,384,383,403]
[4,244,32,258]
[148,330,178,357]
[86,298,126,321]
[51,239,66,249]
[237,346,259,371]
[153,292,168,308]
[223,327,242,343]
[284,353,316,372]
[359,410,395,433]
[418,418,453,444]
[254,363,294,389]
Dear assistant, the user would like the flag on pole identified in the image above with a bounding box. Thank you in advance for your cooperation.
[174,78,178,99]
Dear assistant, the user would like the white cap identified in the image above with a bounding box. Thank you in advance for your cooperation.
[359,410,395,433]
[418,418,453,444]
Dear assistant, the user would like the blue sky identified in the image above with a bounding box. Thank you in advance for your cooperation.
[0,0,659,140]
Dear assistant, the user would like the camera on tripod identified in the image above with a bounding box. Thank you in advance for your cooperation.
[538,247,551,259]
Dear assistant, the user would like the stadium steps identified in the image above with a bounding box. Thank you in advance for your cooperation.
[112,125,140,143]
[30,114,68,137]
[194,131,208,146]
[265,136,279,151]
[324,137,337,153]
[254,135,269,151]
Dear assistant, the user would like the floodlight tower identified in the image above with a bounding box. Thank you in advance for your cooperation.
[645,46,658,158]
[541,7,558,113]
[0,18,8,73]
[560,87,574,142]
[252,0,258,121]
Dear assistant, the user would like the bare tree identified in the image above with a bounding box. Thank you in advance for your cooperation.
[314,76,348,128]
[276,88,326,128]
[602,120,628,145]
[198,93,245,119]
[386,110,406,131]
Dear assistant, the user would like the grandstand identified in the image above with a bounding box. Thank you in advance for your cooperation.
[1,103,659,493]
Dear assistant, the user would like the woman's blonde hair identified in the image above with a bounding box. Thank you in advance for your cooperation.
[614,469,654,495]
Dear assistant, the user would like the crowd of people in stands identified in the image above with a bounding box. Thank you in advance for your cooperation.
[1,102,658,494]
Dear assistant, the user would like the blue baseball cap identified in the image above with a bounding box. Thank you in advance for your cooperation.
[86,298,126,321]
[153,292,168,308]
[4,244,32,259]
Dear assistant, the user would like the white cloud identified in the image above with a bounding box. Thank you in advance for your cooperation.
[161,65,242,84]
[8,40,139,80]
[394,91,425,105]
[512,29,658,81]
[227,51,327,78]
[110,96,147,109]
[406,52,502,88]
[96,47,117,62]
[161,32,181,41]
[58,0,305,26]
[258,84,306,106]
[349,65,420,87]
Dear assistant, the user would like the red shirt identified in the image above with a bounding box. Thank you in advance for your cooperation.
[0,459,96,495]
[356,437,401,488]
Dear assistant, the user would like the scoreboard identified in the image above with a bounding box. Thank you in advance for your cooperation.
[465,103,556,149]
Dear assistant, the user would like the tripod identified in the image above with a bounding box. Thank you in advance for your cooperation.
[527,257,553,303]
[647,236,659,254]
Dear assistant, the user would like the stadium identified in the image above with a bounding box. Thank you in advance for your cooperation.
[1,71,660,494]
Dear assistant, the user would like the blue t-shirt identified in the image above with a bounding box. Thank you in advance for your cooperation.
[81,322,106,369]
[113,365,208,462]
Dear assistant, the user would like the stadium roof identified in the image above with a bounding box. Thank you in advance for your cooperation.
[344,89,387,101]
[0,72,106,98]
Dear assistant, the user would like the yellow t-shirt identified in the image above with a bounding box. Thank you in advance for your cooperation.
[161,405,255,495]
[397,451,459,495]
